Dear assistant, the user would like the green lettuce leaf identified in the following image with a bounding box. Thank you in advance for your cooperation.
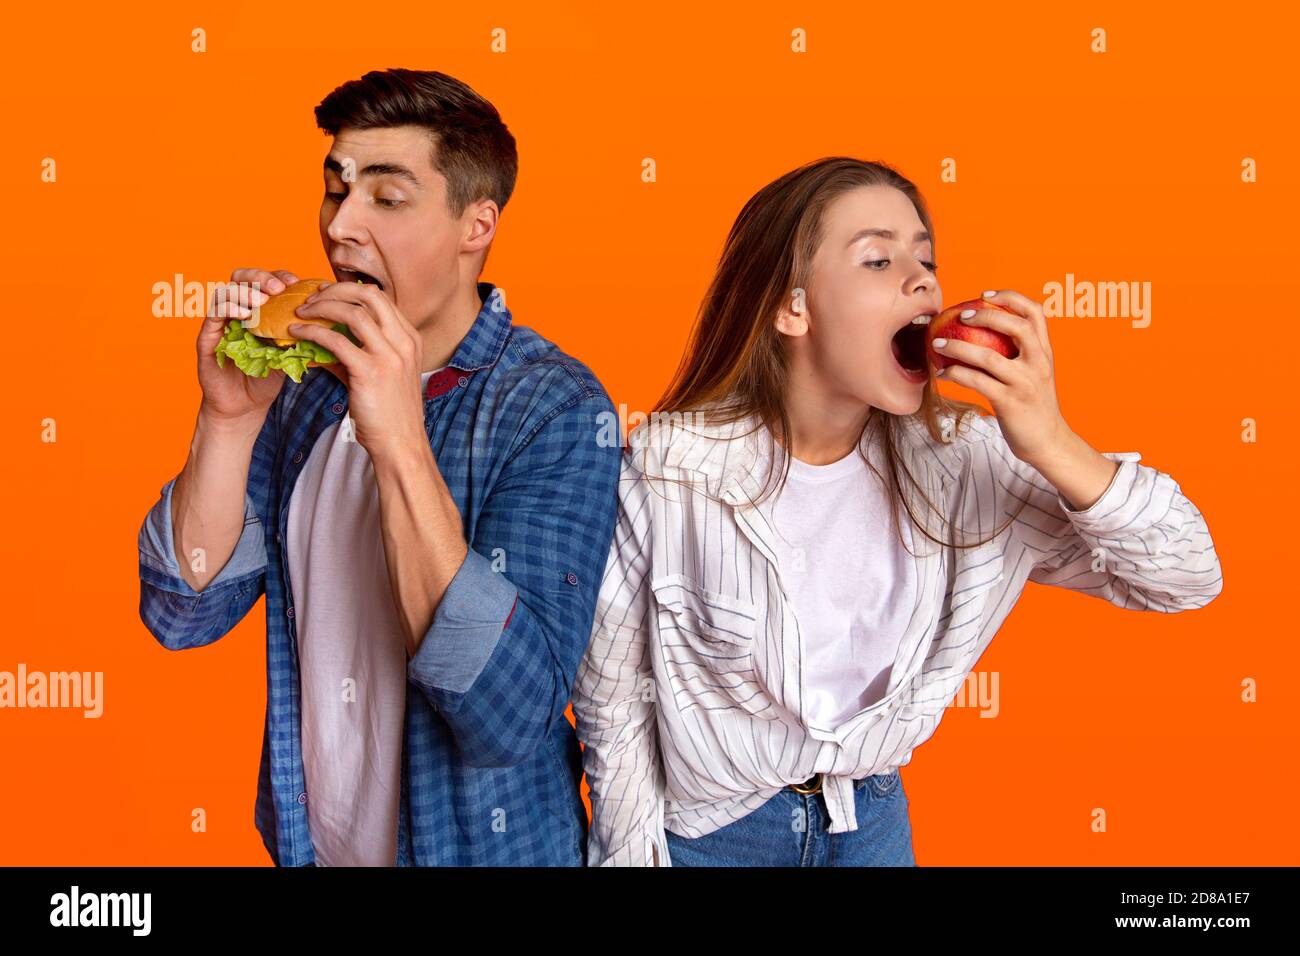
[214,320,357,384]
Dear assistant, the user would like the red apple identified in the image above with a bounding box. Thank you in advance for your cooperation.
[926,298,1020,371]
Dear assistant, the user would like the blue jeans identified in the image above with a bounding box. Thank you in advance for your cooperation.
[664,770,916,867]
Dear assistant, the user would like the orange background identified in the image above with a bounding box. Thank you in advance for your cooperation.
[2,1,1293,864]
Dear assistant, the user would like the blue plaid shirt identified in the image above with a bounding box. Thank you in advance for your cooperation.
[137,282,622,866]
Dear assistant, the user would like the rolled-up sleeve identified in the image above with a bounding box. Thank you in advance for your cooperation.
[406,544,518,694]
[138,406,278,651]
[978,419,1224,611]
[405,391,622,769]
[138,477,269,650]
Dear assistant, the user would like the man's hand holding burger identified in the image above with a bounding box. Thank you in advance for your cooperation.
[171,267,298,593]
[286,279,468,659]
[286,279,429,460]
[200,268,299,428]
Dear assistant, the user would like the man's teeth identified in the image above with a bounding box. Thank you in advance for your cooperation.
[341,269,382,289]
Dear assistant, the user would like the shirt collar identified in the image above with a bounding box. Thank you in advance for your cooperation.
[625,410,764,499]
[626,406,945,494]
[303,280,512,408]
[445,281,512,372]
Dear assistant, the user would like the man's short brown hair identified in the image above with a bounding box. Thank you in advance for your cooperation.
[315,68,518,217]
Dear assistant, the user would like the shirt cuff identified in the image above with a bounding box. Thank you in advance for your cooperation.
[592,822,669,867]
[138,477,266,597]
[407,545,519,695]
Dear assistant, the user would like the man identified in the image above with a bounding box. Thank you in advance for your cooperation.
[136,68,621,866]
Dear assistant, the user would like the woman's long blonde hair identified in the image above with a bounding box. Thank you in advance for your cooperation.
[649,156,1026,552]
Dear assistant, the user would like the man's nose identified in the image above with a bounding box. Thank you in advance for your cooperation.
[326,197,366,242]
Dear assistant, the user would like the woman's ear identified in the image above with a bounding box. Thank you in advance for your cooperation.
[775,287,810,336]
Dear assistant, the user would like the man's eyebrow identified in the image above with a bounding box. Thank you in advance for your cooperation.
[847,227,932,246]
[323,155,423,188]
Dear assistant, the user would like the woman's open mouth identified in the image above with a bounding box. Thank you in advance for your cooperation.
[890,319,930,384]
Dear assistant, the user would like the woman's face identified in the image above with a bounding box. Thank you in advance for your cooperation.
[787,185,943,415]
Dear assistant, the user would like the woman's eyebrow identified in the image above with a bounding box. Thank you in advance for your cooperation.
[847,227,932,247]
[323,155,423,189]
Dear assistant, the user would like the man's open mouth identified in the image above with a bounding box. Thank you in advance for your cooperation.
[334,267,385,292]
[890,319,928,374]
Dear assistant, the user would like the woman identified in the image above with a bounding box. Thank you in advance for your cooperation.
[572,157,1223,867]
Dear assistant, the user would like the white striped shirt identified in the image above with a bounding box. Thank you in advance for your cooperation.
[572,408,1224,866]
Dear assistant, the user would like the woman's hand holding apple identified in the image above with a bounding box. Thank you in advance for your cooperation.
[930,289,1071,467]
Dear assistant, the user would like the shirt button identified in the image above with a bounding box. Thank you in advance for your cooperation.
[292,450,304,464]
[565,571,579,586]
[457,375,469,388]
[286,606,295,619]
[331,402,345,414]
[297,792,307,805]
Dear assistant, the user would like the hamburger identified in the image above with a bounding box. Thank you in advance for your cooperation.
[214,277,362,383]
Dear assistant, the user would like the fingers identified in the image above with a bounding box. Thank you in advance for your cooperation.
[291,298,394,358]
[208,289,252,320]
[954,303,1038,365]
[980,288,1035,316]
[204,268,299,354]
[325,280,416,348]
[933,336,1019,386]
[211,269,290,320]
[202,275,255,351]
[936,360,1006,403]
[304,281,419,351]
[283,321,364,368]
[980,289,1051,361]
[230,268,287,296]
[295,282,416,356]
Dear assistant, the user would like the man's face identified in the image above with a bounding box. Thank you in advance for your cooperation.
[319,124,469,329]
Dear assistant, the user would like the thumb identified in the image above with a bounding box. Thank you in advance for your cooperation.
[198,314,230,350]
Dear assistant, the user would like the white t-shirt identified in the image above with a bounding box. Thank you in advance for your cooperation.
[285,368,442,866]
[753,423,917,732]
